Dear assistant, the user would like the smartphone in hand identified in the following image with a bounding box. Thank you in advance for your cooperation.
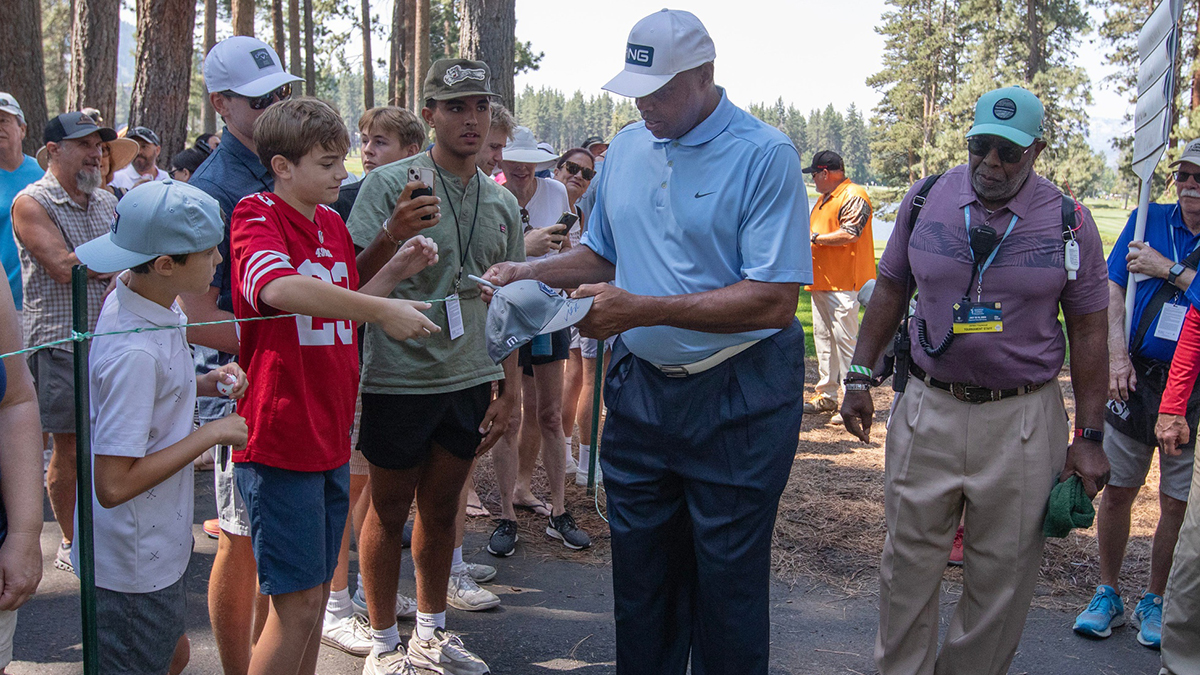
[408,166,436,221]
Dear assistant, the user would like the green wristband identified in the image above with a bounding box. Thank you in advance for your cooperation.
[848,365,873,377]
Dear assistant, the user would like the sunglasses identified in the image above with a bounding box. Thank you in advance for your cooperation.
[169,168,187,179]
[560,161,595,181]
[1175,170,1200,185]
[520,208,530,225]
[967,136,1031,164]
[223,84,292,110]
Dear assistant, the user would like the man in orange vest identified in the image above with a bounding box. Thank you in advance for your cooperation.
[802,150,875,422]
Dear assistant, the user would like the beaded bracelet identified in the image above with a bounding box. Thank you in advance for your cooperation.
[380,222,402,247]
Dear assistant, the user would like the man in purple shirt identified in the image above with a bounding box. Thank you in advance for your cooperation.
[840,86,1110,675]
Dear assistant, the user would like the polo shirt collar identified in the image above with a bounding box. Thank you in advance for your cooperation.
[220,127,271,184]
[661,87,735,148]
[115,277,186,328]
[957,166,1041,220]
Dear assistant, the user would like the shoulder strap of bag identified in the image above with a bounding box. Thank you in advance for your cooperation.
[1131,226,1200,356]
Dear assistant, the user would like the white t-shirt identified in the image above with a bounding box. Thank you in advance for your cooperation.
[73,278,197,593]
[523,177,571,263]
[109,163,168,190]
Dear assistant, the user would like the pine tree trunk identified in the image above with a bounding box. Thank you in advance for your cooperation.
[405,0,417,109]
[459,0,515,109]
[1025,0,1042,82]
[1192,3,1200,111]
[273,0,287,70]
[232,0,254,36]
[289,0,302,78]
[0,0,49,155]
[202,0,217,133]
[304,0,315,95]
[413,0,430,106]
[67,0,120,124]
[362,0,374,108]
[388,0,407,106]
[128,0,195,168]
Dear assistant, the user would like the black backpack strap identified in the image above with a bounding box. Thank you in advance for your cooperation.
[909,173,941,227]
[1061,194,1076,242]
[1131,242,1200,356]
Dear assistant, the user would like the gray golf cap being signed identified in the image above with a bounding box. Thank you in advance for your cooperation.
[486,280,594,364]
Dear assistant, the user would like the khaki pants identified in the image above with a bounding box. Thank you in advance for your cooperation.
[811,290,859,400]
[876,377,1068,675]
[1161,455,1200,675]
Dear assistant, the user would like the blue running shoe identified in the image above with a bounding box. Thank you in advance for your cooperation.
[1074,585,1125,638]
[1132,593,1163,649]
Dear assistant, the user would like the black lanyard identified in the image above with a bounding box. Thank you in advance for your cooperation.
[430,150,481,294]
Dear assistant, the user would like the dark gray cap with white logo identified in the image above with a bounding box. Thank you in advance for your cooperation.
[485,280,594,364]
[422,59,496,102]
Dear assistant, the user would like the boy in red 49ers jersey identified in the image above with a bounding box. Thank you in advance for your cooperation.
[229,98,441,675]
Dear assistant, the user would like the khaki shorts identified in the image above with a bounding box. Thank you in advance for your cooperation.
[1105,422,1195,502]
[27,348,77,434]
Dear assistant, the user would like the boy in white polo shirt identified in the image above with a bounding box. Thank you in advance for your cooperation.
[75,179,250,675]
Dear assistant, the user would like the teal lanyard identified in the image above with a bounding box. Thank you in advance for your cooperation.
[964,206,1018,300]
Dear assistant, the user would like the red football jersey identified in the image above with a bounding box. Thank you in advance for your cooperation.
[230,192,360,471]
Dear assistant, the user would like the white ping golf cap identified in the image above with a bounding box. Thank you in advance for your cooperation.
[1170,138,1200,170]
[203,36,301,96]
[602,9,715,99]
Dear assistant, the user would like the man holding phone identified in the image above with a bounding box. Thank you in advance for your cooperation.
[485,125,593,556]
[345,59,523,673]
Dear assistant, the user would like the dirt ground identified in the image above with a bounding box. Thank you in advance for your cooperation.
[468,358,1161,613]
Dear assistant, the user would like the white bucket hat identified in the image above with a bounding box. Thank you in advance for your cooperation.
[503,127,558,170]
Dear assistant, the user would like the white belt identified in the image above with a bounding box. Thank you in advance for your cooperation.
[651,340,761,378]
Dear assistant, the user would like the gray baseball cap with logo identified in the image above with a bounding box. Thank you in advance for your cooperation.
[422,59,496,101]
[485,280,594,364]
[76,179,224,273]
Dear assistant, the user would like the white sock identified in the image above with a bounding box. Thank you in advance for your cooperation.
[578,444,591,471]
[415,612,443,640]
[564,435,573,459]
[325,587,353,620]
[372,623,400,656]
[356,572,364,597]
[451,546,465,573]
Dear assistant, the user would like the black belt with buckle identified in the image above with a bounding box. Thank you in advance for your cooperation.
[910,363,1047,404]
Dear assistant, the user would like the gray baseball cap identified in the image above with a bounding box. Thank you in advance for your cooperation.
[485,280,594,364]
[76,179,224,273]
[0,92,25,125]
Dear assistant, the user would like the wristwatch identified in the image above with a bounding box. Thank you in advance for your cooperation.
[810,231,820,245]
[1168,262,1186,286]
[1075,427,1104,443]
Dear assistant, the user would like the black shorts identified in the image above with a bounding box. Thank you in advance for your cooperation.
[358,383,492,470]
[518,328,571,375]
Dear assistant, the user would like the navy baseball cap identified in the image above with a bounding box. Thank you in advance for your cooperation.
[44,112,117,144]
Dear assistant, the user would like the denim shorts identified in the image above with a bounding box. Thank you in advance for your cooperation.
[234,461,350,595]
[96,575,187,675]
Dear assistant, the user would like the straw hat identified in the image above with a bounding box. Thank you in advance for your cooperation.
[37,137,139,173]
[503,127,558,170]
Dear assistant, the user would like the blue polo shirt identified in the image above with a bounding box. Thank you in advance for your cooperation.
[581,89,812,365]
[1108,202,1200,362]
[1,155,43,309]
[188,128,272,313]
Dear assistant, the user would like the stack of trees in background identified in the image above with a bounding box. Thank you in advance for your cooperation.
[868,0,1108,195]
[2,0,540,169]
[747,100,872,184]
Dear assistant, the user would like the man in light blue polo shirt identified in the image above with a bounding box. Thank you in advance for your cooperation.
[483,9,811,674]
[0,93,41,312]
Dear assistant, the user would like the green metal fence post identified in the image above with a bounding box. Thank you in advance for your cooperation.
[586,340,604,494]
[71,265,98,674]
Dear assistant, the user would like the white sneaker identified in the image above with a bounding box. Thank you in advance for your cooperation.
[565,453,578,474]
[465,562,496,584]
[353,586,419,620]
[575,463,602,487]
[447,569,500,611]
[321,612,373,656]
[407,628,490,675]
[363,648,417,675]
[54,541,73,573]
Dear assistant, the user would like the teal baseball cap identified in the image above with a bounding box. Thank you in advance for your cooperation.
[76,179,224,273]
[966,86,1044,148]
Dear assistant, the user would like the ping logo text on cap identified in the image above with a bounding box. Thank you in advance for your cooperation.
[250,49,275,69]
[444,65,487,86]
[992,98,1017,120]
[626,44,655,67]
